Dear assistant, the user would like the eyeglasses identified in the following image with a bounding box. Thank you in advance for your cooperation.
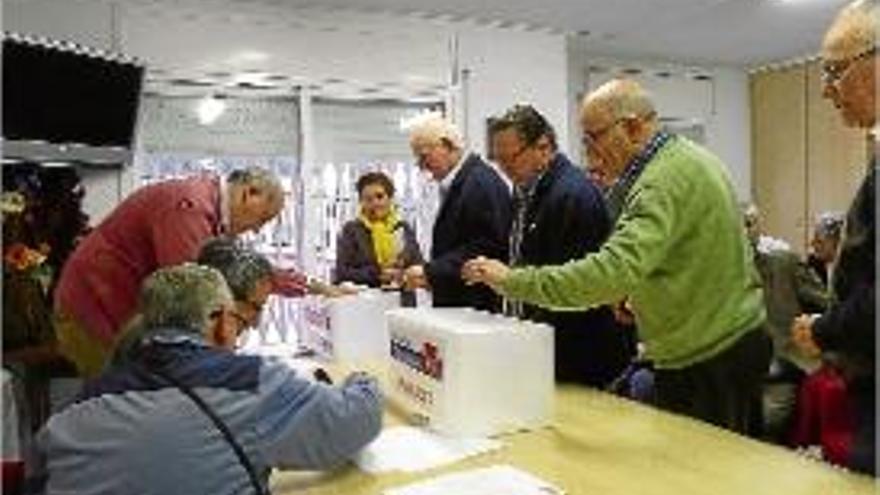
[496,142,533,165]
[412,142,440,168]
[581,115,639,147]
[210,307,250,335]
[581,112,657,148]
[821,47,876,85]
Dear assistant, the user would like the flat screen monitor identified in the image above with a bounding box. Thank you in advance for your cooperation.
[2,37,144,149]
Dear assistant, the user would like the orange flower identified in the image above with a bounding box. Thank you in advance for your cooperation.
[4,243,47,271]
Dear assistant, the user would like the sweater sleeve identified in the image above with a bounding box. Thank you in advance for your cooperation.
[501,183,676,310]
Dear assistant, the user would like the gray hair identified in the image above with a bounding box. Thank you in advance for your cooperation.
[407,112,464,150]
[140,263,233,335]
[227,166,284,204]
[197,237,274,301]
[814,211,845,240]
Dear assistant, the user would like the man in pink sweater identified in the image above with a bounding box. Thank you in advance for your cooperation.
[54,167,304,377]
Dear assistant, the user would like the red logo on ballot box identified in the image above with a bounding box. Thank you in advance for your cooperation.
[390,336,444,381]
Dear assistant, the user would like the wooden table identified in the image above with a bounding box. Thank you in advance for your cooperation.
[271,384,876,495]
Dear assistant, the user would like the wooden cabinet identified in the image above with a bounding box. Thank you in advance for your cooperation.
[750,61,868,255]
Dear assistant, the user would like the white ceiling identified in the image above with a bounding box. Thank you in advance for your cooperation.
[271,0,849,66]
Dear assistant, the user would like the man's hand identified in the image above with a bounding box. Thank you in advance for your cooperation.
[379,267,403,287]
[312,280,359,298]
[792,314,821,359]
[612,299,636,326]
[402,265,429,290]
[461,256,510,290]
[271,268,309,297]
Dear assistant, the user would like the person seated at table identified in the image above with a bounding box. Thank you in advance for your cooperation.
[805,212,844,288]
[30,263,383,494]
[110,236,276,366]
[335,171,423,304]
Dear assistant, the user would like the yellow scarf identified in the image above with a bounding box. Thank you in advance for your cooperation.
[359,207,400,268]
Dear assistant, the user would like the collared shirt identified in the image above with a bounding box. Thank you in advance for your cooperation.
[438,150,469,202]
[504,168,547,318]
[603,132,671,224]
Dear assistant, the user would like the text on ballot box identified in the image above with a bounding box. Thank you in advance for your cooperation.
[301,289,400,361]
[387,308,554,437]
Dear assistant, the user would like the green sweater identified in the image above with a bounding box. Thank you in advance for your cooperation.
[501,137,766,369]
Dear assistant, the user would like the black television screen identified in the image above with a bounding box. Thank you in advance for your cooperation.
[3,37,144,148]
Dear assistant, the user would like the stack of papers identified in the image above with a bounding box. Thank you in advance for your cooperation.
[384,464,564,495]
[355,426,502,473]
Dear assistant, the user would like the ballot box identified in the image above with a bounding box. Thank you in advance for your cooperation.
[386,308,554,437]
[300,289,400,361]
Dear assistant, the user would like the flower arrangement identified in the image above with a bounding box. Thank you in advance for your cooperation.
[2,165,89,352]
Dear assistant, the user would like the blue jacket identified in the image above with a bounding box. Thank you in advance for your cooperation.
[427,153,511,311]
[518,154,634,386]
[32,332,383,495]
[814,164,875,375]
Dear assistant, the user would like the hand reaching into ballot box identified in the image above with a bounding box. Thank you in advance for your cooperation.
[461,256,510,290]
[402,265,428,290]
[272,269,359,298]
[271,268,310,297]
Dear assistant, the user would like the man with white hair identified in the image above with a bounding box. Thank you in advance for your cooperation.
[403,113,511,311]
[791,0,876,474]
[464,79,769,435]
[34,263,383,494]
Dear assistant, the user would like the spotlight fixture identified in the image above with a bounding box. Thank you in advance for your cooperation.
[196,94,226,125]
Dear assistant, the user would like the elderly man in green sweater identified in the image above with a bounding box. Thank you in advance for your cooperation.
[464,78,770,435]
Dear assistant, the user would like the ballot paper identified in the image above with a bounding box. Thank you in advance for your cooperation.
[354,426,502,473]
[383,464,564,495]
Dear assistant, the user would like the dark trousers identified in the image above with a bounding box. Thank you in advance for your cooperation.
[654,328,772,435]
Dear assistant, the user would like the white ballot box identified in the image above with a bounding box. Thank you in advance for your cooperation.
[387,308,554,437]
[301,289,400,361]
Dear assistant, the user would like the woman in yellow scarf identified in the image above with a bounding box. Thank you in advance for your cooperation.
[335,172,423,299]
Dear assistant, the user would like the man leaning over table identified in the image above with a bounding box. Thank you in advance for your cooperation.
[464,78,770,436]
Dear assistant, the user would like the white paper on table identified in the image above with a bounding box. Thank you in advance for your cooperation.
[383,464,564,495]
[354,426,503,474]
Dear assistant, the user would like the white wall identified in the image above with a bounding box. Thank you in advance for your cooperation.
[457,26,570,154]
[566,47,752,200]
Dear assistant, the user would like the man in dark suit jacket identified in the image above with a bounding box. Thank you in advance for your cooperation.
[490,104,634,386]
[403,114,511,312]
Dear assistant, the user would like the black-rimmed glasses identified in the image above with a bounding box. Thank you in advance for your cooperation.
[821,47,876,85]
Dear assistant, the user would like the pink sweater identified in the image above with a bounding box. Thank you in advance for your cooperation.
[54,176,223,345]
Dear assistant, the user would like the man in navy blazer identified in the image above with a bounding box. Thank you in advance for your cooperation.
[488,104,634,386]
[403,113,511,312]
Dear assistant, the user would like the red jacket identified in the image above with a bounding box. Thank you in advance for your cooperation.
[54,175,223,345]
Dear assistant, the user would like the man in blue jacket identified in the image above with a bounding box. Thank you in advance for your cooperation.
[32,263,383,494]
[403,113,511,312]
[489,104,634,387]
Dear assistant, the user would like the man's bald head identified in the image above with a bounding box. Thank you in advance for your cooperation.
[581,78,656,125]
[579,78,659,185]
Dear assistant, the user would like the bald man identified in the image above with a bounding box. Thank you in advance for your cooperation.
[791,0,876,474]
[464,79,769,435]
